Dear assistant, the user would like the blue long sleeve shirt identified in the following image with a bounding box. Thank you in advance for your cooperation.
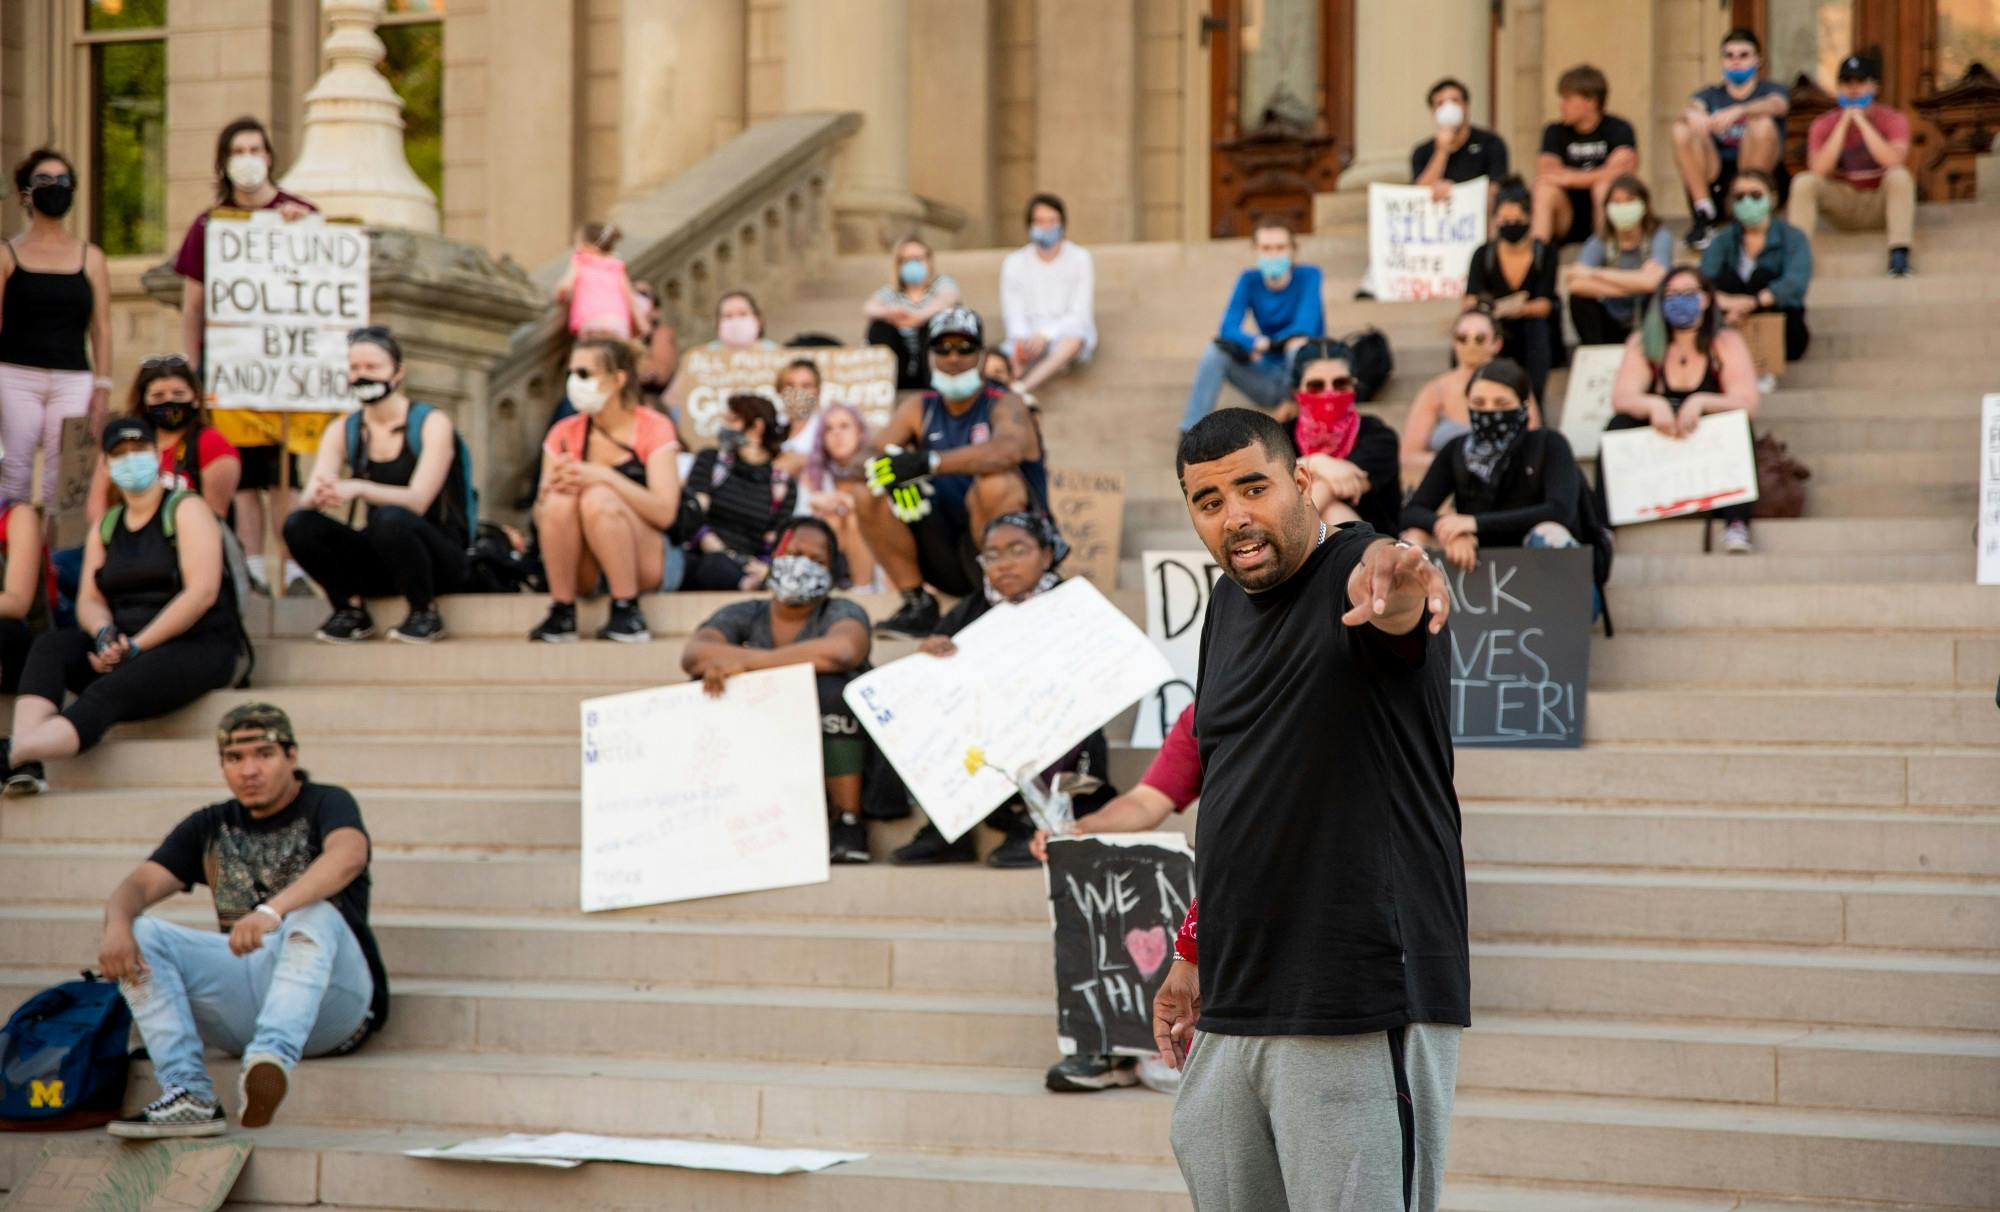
[1217,265,1326,367]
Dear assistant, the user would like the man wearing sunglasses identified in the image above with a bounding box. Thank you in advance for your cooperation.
[1179,222,1325,432]
[1673,28,1790,251]
[856,307,1056,638]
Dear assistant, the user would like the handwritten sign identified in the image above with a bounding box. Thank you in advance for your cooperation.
[2,1137,251,1211]
[1368,178,1486,302]
[202,212,368,411]
[845,578,1172,843]
[1738,312,1787,382]
[680,346,896,446]
[1558,344,1624,459]
[1981,394,2000,585]
[1435,546,1592,747]
[1597,409,1759,526]
[1130,551,1222,747]
[579,664,827,911]
[1046,834,1194,1057]
[44,417,95,551]
[1048,467,1125,592]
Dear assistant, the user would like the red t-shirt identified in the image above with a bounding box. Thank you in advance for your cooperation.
[159,426,240,494]
[1141,704,1202,810]
[172,190,319,281]
[1806,105,1911,189]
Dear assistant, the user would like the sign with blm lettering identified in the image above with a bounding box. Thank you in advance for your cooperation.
[1047,467,1125,592]
[203,212,369,411]
[1436,546,1592,748]
[1367,178,1487,303]
[679,346,897,447]
[1046,834,1195,1057]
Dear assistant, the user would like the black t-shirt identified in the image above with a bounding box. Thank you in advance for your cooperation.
[1464,239,1559,306]
[1539,114,1638,176]
[1409,127,1510,184]
[149,780,389,1034]
[1193,525,1468,1036]
[687,450,798,559]
[697,596,872,677]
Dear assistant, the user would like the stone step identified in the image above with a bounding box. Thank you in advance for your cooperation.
[1589,688,1996,745]
[1593,550,1975,586]
[1587,631,1990,690]
[250,588,908,641]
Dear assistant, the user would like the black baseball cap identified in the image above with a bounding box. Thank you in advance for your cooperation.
[100,416,156,453]
[927,306,984,346]
[1837,53,1880,82]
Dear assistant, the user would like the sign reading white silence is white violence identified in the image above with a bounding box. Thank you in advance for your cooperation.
[1367,177,1487,303]
[203,212,368,411]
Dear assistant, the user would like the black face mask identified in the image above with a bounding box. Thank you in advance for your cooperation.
[1497,221,1531,244]
[144,400,197,432]
[29,183,73,219]
[349,377,395,404]
[1469,407,1527,449]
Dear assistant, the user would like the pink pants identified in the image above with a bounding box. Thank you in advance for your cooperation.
[0,362,94,507]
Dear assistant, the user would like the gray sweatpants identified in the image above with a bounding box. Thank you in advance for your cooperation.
[1169,1025,1462,1212]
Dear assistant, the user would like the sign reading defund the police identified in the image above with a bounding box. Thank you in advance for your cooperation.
[1046,834,1195,1057]
[1438,546,1593,748]
[1368,178,1487,303]
[203,212,368,410]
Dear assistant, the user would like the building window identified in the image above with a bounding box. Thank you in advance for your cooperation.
[81,0,167,256]
[381,1,444,204]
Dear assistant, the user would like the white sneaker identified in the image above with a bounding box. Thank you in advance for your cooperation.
[1135,1054,1182,1095]
[1721,521,1754,554]
[237,1052,289,1128]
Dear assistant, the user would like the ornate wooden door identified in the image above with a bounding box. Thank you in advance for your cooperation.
[1205,0,1354,237]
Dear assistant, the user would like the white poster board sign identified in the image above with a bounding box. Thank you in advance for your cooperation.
[1368,178,1487,303]
[1130,550,1222,747]
[202,212,368,411]
[1980,393,2000,585]
[1559,344,1625,459]
[1596,409,1760,526]
[406,1133,864,1174]
[680,346,897,446]
[580,663,827,911]
[845,579,1172,843]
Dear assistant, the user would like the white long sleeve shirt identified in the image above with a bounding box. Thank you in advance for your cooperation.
[999,241,1097,355]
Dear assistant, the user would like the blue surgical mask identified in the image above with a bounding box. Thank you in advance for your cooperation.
[931,367,984,399]
[1837,89,1875,109]
[1257,254,1292,281]
[108,451,159,494]
[1722,64,1760,86]
[1661,292,1704,330]
[1029,223,1063,249]
[899,258,928,286]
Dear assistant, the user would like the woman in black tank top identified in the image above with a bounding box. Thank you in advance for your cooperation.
[1602,267,1762,547]
[0,149,114,509]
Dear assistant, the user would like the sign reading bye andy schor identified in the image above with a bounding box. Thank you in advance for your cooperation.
[1437,546,1593,748]
[203,212,368,411]
[1368,178,1486,303]
[1046,834,1195,1057]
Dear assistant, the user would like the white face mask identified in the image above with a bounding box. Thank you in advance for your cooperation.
[567,372,610,415]
[1434,101,1467,129]
[226,153,270,190]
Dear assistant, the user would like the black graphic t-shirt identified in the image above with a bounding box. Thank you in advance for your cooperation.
[149,780,389,1034]
[1539,114,1638,175]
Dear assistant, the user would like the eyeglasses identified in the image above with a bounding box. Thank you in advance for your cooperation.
[976,541,1039,566]
[140,354,194,372]
[933,341,980,357]
[1731,190,1769,202]
[28,173,73,188]
[1453,332,1492,346]
[1301,376,1356,393]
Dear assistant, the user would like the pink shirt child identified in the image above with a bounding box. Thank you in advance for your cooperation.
[568,249,635,337]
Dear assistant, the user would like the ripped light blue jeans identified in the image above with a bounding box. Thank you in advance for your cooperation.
[119,901,373,1101]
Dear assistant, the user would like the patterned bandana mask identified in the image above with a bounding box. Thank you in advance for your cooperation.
[1464,407,1528,486]
[767,555,832,606]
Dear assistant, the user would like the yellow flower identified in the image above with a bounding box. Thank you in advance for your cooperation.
[963,746,985,776]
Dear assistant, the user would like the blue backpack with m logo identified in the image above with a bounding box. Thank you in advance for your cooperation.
[0,973,132,1126]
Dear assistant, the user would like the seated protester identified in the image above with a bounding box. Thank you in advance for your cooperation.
[1178,220,1325,432]
[662,290,778,417]
[1000,193,1096,405]
[897,513,1114,869]
[1674,27,1790,249]
[1788,54,1914,277]
[681,518,874,864]
[1702,168,1813,364]
[1564,174,1675,347]
[864,235,961,390]
[1288,338,1400,534]
[1605,266,1761,552]
[0,498,50,699]
[1465,179,1558,404]
[87,354,240,524]
[1531,64,1640,247]
[1402,358,1584,572]
[97,704,386,1138]
[795,403,878,590]
[632,279,679,410]
[529,336,682,643]
[1400,308,1544,489]
[981,347,1013,390]
[772,359,826,467]
[1412,76,1510,203]
[855,306,1054,638]
[2,417,239,794]
[681,393,798,591]
[285,327,470,644]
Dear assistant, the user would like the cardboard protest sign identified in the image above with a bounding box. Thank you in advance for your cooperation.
[1368,178,1487,302]
[1131,550,1222,747]
[202,212,368,411]
[680,346,897,447]
[1047,467,1125,592]
[1738,312,1787,382]
[1,1137,251,1211]
[1980,394,2000,585]
[1433,546,1592,747]
[1597,409,1759,526]
[1046,834,1195,1057]
[43,417,95,551]
[845,578,1171,842]
[1558,344,1625,459]
[580,663,827,911]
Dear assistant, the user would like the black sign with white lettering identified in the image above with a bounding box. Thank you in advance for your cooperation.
[1046,835,1195,1057]
[1436,546,1593,748]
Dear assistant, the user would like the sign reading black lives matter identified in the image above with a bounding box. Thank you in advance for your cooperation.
[203,212,368,411]
[1436,546,1593,748]
[1046,834,1195,1057]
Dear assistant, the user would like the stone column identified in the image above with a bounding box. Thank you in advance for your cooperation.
[1034,0,1138,243]
[1338,0,1493,189]
[280,0,440,231]
[620,0,746,200]
[786,0,924,251]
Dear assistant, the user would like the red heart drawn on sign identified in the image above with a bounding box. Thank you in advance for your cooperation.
[1125,926,1169,979]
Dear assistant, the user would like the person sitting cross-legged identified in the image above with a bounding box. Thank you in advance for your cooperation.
[1564,174,1675,347]
[1000,193,1096,405]
[1702,168,1813,367]
[97,704,387,1138]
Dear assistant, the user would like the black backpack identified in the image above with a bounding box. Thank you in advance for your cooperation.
[1340,327,1394,403]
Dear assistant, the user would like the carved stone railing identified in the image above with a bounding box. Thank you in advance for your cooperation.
[484,111,861,511]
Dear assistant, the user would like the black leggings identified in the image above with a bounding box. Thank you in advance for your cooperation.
[284,506,469,610]
[684,549,757,591]
[1569,295,1637,347]
[0,619,31,695]
[1596,413,1754,526]
[1707,264,1811,362]
[16,626,238,751]
[866,319,930,391]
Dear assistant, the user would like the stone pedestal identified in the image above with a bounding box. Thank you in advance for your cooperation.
[785,0,924,251]
[1338,0,1494,190]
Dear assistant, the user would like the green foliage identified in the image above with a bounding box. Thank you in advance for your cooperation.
[92,40,166,256]
[380,21,444,205]
[85,0,167,33]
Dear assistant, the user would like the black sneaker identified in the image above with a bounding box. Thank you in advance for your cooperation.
[1889,247,1912,278]
[5,761,48,798]
[314,606,374,644]
[388,606,446,644]
[1684,210,1715,250]
[1045,1053,1139,1093]
[830,813,871,864]
[986,832,1040,869]
[597,599,652,643]
[106,1087,227,1138]
[890,822,977,865]
[874,591,940,640]
[529,602,579,643]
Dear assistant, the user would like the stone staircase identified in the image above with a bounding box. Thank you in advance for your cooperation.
[1,203,1996,1209]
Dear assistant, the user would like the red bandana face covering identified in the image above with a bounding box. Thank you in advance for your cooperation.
[1293,388,1359,460]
